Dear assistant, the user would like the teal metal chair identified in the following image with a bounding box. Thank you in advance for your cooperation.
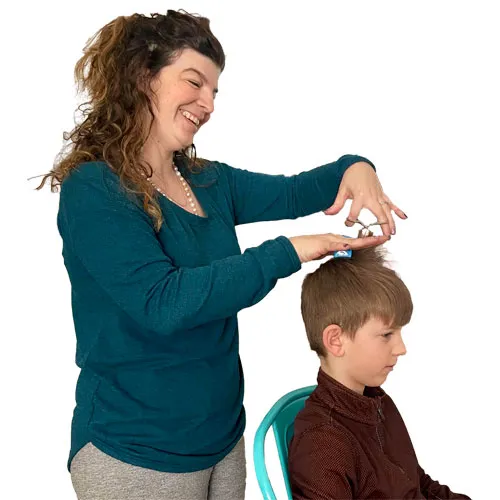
[253,385,316,499]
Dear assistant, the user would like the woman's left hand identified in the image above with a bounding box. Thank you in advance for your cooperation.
[323,162,407,236]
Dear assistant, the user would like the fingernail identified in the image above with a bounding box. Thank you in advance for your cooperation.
[391,229,396,235]
[403,212,408,218]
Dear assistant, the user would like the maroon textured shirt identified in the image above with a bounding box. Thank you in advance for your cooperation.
[288,369,470,499]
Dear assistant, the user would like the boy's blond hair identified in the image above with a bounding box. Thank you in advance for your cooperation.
[301,244,413,357]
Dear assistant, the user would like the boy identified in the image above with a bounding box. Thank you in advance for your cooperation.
[288,245,470,499]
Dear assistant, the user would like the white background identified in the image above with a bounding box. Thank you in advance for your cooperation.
[3,1,498,498]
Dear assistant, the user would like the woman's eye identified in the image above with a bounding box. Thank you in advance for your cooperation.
[188,80,201,88]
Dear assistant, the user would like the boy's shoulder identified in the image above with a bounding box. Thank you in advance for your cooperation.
[290,387,359,450]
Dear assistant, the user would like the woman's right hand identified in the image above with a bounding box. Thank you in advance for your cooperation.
[288,233,390,264]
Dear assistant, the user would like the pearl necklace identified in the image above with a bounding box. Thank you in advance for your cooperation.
[147,164,198,215]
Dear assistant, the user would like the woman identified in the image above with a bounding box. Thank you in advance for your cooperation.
[38,9,406,500]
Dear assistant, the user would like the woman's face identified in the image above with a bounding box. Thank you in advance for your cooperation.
[148,48,221,152]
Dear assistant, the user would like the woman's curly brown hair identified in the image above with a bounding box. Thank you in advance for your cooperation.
[36,10,225,231]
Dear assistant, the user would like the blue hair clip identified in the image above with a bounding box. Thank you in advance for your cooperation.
[332,235,353,259]
[332,248,352,259]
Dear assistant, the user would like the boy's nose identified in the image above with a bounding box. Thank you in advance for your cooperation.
[394,338,407,357]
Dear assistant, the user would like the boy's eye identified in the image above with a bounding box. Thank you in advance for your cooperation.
[188,80,201,88]
[382,332,393,339]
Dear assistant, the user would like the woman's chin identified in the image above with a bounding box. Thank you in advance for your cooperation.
[175,132,197,150]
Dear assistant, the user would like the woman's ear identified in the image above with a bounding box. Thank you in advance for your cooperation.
[322,324,345,357]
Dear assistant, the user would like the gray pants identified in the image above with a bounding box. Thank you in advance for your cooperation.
[70,438,246,500]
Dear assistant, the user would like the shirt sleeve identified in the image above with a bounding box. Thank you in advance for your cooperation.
[418,465,471,499]
[58,163,301,337]
[218,154,376,225]
[288,425,357,500]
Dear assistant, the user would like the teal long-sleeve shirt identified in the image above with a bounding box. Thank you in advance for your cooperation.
[58,155,375,473]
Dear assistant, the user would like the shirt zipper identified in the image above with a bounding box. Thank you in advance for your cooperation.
[375,406,384,451]
[375,403,409,479]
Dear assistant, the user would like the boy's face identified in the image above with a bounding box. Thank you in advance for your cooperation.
[341,317,407,392]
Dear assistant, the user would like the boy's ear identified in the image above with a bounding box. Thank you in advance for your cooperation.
[322,324,345,357]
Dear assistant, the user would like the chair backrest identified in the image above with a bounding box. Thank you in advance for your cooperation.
[253,385,316,500]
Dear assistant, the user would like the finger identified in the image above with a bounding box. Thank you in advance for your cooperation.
[327,233,388,252]
[380,195,412,234]
[346,235,390,249]
[345,199,363,227]
[382,194,408,221]
[366,200,392,236]
[328,239,354,252]
[381,202,396,235]
[324,188,349,215]
[391,203,408,220]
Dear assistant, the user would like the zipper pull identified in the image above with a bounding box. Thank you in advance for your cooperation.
[377,406,385,421]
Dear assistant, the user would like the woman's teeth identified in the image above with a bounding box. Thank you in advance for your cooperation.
[181,110,200,126]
